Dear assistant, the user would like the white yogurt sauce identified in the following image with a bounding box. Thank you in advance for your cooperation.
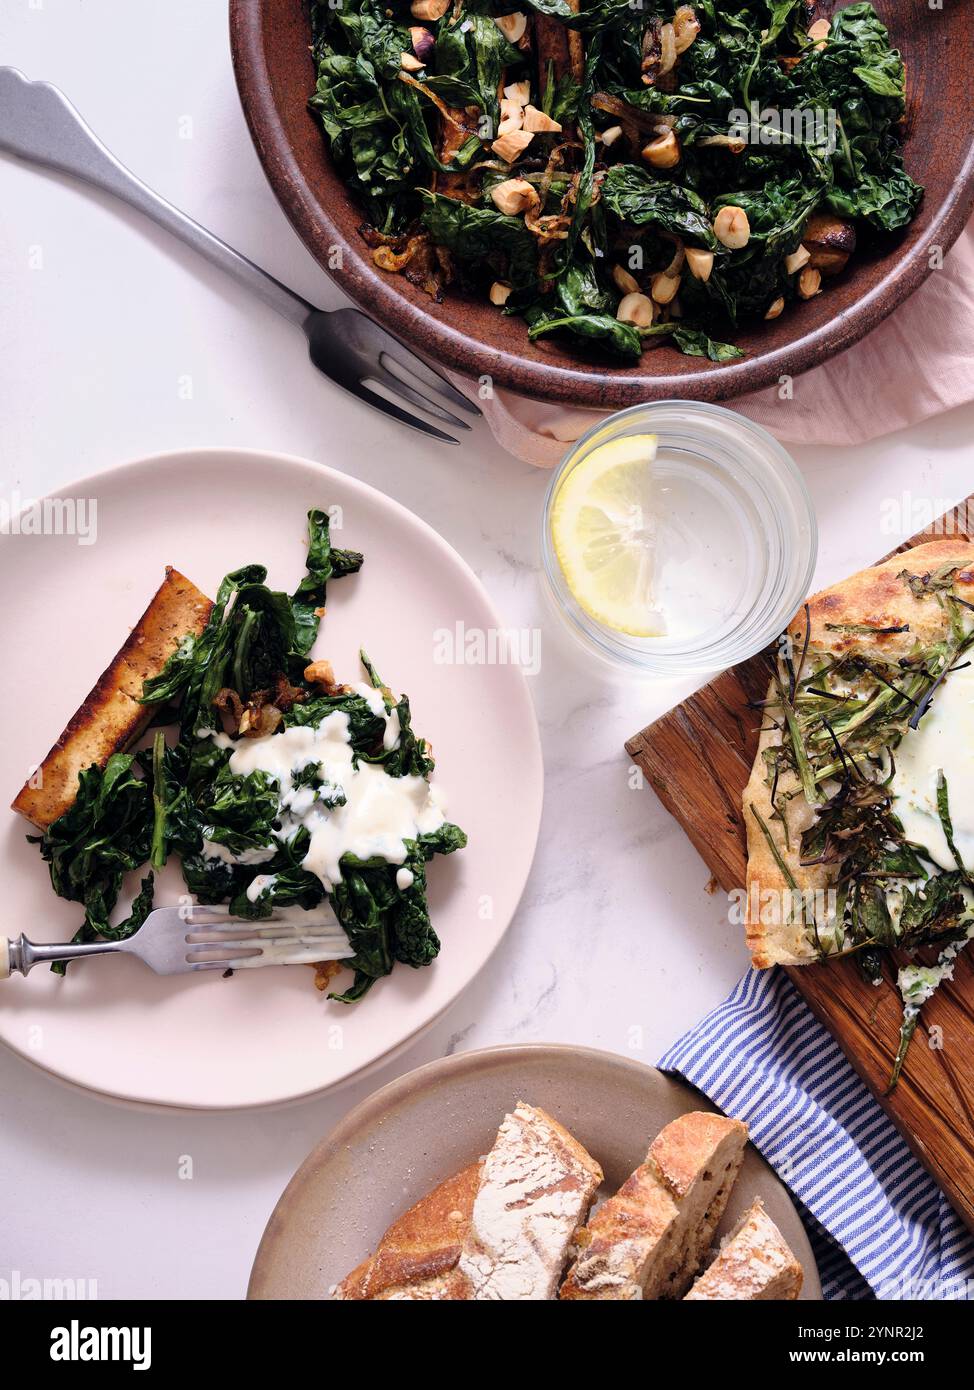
[352,682,402,751]
[212,704,444,891]
[890,665,974,869]
[898,924,974,1009]
[246,873,277,904]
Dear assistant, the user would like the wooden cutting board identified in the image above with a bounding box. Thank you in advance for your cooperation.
[626,499,974,1232]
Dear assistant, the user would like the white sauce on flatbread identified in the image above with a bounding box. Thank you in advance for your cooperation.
[891,665,974,870]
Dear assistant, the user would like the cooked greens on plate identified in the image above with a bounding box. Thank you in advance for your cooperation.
[308,1,922,362]
[27,511,467,1003]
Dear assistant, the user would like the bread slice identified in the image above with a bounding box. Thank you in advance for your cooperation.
[335,1162,481,1301]
[559,1111,748,1300]
[457,1101,603,1300]
[684,1197,803,1301]
[11,567,213,829]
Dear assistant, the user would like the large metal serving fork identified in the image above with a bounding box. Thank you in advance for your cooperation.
[0,67,479,444]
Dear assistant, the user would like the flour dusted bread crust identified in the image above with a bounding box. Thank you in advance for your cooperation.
[458,1101,603,1299]
[560,1111,748,1300]
[684,1196,802,1300]
[12,567,213,829]
[336,1104,602,1301]
[744,539,974,968]
[335,1162,481,1300]
[332,1106,795,1302]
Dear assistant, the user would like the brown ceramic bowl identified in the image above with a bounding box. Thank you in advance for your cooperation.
[247,1044,821,1299]
[230,1,974,408]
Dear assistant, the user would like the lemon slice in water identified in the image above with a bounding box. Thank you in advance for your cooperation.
[550,433,666,637]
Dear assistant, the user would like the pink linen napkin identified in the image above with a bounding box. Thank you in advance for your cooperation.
[451,222,974,468]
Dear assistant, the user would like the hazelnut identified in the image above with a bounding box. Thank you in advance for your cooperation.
[522,105,562,134]
[642,130,681,169]
[713,205,750,249]
[685,247,714,282]
[797,267,823,299]
[490,128,534,162]
[616,292,656,328]
[489,177,539,216]
[784,245,811,275]
[500,97,523,125]
[651,272,681,305]
[612,264,640,296]
[494,11,527,43]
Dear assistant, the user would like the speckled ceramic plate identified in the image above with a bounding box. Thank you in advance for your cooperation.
[0,449,543,1109]
[248,1044,822,1299]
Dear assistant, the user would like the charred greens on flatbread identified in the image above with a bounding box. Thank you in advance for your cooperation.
[744,541,974,1088]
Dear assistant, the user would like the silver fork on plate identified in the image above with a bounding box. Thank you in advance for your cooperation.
[0,906,350,979]
[0,66,479,445]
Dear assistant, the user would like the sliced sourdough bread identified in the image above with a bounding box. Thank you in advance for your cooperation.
[334,1162,481,1300]
[684,1197,803,1301]
[457,1101,603,1299]
[559,1111,748,1300]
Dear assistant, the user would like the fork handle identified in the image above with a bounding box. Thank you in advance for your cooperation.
[0,67,315,328]
[0,933,125,978]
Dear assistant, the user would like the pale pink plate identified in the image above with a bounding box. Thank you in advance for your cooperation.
[248,1045,821,1299]
[0,448,543,1109]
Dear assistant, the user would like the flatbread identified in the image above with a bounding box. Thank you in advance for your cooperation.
[11,567,213,830]
[744,539,974,967]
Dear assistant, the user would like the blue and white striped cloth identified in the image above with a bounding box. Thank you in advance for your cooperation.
[659,968,974,1300]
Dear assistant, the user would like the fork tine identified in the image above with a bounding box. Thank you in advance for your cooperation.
[185,927,267,943]
[374,341,482,416]
[187,946,264,963]
[187,932,348,966]
[373,360,472,431]
[187,932,346,948]
[187,932,345,948]
[177,906,241,927]
[350,382,461,445]
[333,308,481,417]
[183,912,298,927]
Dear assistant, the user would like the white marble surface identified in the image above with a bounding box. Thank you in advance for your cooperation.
[2,0,973,1300]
